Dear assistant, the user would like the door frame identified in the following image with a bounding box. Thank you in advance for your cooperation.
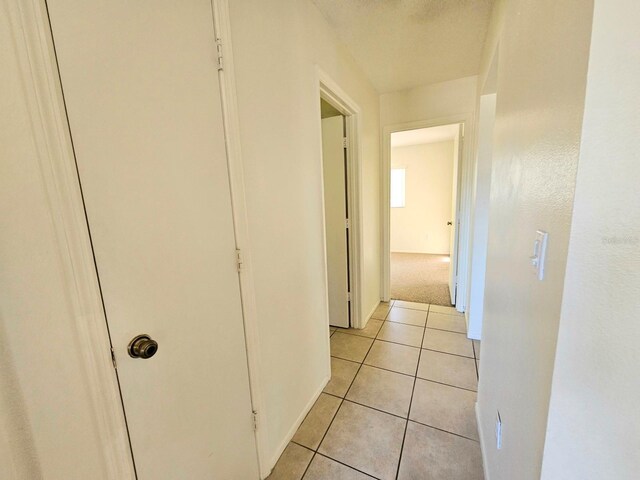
[316,68,364,329]
[7,0,136,476]
[210,0,267,475]
[16,0,267,477]
[381,114,474,313]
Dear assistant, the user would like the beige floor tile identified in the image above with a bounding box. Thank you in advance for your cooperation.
[346,365,414,417]
[303,454,373,480]
[429,304,463,316]
[417,350,478,391]
[293,393,342,449]
[393,300,429,311]
[377,322,424,348]
[364,340,420,376]
[336,319,384,339]
[427,312,467,334]
[330,333,374,363]
[318,401,405,480]
[371,302,392,320]
[422,329,474,358]
[473,340,481,359]
[267,442,314,480]
[398,422,484,480]
[387,307,427,327]
[324,357,360,398]
[409,379,478,440]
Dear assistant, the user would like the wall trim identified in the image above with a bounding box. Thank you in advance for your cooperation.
[476,402,491,480]
[210,0,268,476]
[266,375,331,479]
[5,0,136,476]
[316,67,365,329]
[381,114,475,314]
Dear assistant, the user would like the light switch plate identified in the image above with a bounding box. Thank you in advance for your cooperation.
[530,230,549,280]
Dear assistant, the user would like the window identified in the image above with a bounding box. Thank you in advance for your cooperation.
[390,168,406,208]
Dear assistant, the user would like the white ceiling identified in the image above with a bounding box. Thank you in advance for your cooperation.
[391,124,459,147]
[311,0,494,93]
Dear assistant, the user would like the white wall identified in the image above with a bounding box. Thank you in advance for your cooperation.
[380,76,477,127]
[466,93,496,340]
[475,0,594,479]
[540,1,640,478]
[390,141,454,254]
[228,0,381,470]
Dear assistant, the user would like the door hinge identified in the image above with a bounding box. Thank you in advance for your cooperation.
[236,249,244,272]
[345,218,350,229]
[110,347,117,369]
[343,137,348,149]
[252,410,259,431]
[347,291,351,302]
[215,37,224,71]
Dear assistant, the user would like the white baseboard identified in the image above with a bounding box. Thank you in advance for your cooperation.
[263,375,331,479]
[390,250,451,255]
[360,301,379,329]
[476,402,491,480]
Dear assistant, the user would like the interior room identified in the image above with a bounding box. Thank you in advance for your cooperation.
[389,124,461,307]
[2,1,638,479]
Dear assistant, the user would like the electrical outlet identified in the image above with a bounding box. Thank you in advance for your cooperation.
[495,411,502,450]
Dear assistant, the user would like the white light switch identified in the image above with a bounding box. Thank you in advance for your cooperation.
[530,230,548,280]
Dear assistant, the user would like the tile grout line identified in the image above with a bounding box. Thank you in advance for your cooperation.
[304,304,390,480]
[299,302,465,480]
[393,304,429,480]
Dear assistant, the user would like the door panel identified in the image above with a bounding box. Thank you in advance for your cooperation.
[448,124,463,305]
[321,116,350,328]
[46,1,259,478]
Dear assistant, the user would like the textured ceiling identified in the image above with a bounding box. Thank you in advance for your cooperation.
[391,124,459,147]
[312,0,494,93]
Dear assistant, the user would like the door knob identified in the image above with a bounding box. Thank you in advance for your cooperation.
[128,334,158,359]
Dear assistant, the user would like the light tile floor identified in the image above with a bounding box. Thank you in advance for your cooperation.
[267,300,484,480]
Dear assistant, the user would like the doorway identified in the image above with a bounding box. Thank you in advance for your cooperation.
[46,1,259,478]
[321,100,351,328]
[317,69,364,330]
[384,123,464,307]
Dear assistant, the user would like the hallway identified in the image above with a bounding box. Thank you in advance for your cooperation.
[268,301,482,479]
[390,253,452,306]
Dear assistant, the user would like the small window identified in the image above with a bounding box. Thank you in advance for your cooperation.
[390,168,406,208]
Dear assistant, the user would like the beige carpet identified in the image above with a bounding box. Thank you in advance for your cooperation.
[390,252,453,306]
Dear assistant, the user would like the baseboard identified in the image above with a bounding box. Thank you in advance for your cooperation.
[263,375,331,479]
[360,301,379,329]
[476,402,491,480]
[390,250,450,255]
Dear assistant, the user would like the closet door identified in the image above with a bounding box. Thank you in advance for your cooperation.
[46,1,259,478]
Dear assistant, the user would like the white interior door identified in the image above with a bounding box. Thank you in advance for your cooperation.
[46,1,259,478]
[448,124,463,305]
[321,115,350,328]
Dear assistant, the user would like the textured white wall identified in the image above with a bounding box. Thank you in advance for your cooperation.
[228,0,381,469]
[541,1,640,478]
[390,141,454,254]
[380,76,477,127]
[475,0,594,479]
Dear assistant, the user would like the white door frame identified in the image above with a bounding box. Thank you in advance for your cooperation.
[14,0,267,477]
[316,67,364,329]
[210,0,268,476]
[7,0,136,476]
[381,114,474,313]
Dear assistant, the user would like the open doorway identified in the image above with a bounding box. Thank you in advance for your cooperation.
[386,123,463,307]
[320,99,351,328]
